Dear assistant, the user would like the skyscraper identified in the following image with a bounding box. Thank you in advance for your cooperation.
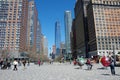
[87,0,120,56]
[0,0,42,58]
[55,20,61,56]
[0,0,28,57]
[27,0,39,52]
[64,11,72,55]
[43,36,48,56]
[36,21,42,53]
[72,0,90,58]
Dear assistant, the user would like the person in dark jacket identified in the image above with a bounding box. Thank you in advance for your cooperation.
[86,58,93,70]
[109,56,115,75]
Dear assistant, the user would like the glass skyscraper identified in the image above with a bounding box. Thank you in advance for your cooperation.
[55,20,61,56]
[64,11,72,54]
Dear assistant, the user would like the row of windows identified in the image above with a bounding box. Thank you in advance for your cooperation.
[98,41,120,44]
[97,38,120,41]
[93,0,120,5]
[0,1,22,4]
[0,18,20,21]
[94,6,120,11]
[0,46,19,50]
[98,47,119,50]
[0,23,21,27]
[0,41,19,44]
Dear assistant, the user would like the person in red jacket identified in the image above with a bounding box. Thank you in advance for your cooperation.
[38,59,41,66]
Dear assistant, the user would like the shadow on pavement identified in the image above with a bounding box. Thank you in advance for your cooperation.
[101,74,110,76]
[114,74,120,76]
[101,74,120,76]
[74,67,81,69]
[97,67,108,70]
[84,69,92,71]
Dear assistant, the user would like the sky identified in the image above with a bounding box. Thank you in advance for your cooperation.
[35,0,76,53]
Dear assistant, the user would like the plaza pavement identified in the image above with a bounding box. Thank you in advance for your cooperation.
[0,62,120,80]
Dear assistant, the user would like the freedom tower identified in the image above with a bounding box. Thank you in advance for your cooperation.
[55,20,61,56]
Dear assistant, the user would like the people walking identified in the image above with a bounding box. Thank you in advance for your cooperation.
[109,56,116,75]
[86,58,93,70]
[7,60,11,69]
[38,59,41,66]
[22,60,26,69]
[0,59,3,69]
[27,60,30,66]
[13,60,18,71]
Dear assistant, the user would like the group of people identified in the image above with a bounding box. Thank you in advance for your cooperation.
[0,59,11,69]
[73,55,116,75]
[73,57,93,70]
[0,59,29,71]
[13,59,28,71]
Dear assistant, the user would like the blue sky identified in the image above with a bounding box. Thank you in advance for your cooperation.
[35,0,76,53]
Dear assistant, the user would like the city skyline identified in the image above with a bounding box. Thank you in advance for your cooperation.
[35,0,76,53]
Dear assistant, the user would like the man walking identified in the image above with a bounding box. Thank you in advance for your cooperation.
[13,60,18,71]
[109,56,115,75]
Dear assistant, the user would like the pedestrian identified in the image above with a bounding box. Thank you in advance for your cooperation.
[0,59,3,69]
[7,60,11,69]
[22,60,26,69]
[38,59,41,66]
[13,60,18,71]
[109,56,115,75]
[27,60,30,66]
[86,58,92,70]
[18,60,21,66]
[73,59,77,65]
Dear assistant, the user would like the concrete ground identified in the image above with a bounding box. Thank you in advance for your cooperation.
[0,62,120,80]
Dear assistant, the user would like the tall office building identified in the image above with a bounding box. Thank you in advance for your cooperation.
[87,0,120,56]
[36,21,42,53]
[64,11,72,54]
[0,0,28,57]
[52,45,56,54]
[72,0,90,58]
[27,0,38,52]
[55,20,61,56]
[41,36,48,56]
[43,36,48,56]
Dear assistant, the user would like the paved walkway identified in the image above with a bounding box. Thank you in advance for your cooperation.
[0,62,120,80]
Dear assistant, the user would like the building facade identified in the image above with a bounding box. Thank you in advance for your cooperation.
[55,20,61,56]
[26,0,38,53]
[0,0,42,58]
[87,0,120,56]
[73,0,90,57]
[0,0,28,57]
[41,36,48,56]
[36,21,42,53]
[71,19,77,59]
[64,11,72,55]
